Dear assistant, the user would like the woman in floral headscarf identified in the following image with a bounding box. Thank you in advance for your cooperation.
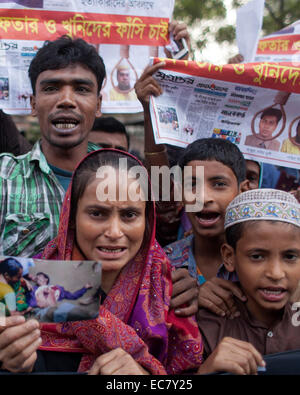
[21,148,202,375]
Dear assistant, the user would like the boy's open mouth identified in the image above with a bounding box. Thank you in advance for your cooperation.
[195,211,221,226]
[259,287,287,302]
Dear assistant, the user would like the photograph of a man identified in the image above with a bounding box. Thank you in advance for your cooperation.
[281,120,300,155]
[109,63,137,101]
[245,108,283,151]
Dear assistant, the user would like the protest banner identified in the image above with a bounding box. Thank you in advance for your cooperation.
[255,20,300,63]
[149,57,300,170]
[0,0,174,114]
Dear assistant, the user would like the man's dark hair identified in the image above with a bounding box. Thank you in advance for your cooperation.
[92,116,130,148]
[260,108,282,124]
[178,138,246,185]
[28,36,106,94]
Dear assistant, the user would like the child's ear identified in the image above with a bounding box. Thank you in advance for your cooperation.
[239,179,250,192]
[221,243,236,272]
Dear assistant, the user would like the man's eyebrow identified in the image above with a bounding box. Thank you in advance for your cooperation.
[39,78,95,86]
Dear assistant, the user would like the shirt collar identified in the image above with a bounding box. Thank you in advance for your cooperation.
[27,140,101,177]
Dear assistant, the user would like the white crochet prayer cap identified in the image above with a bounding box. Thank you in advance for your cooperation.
[224,188,300,229]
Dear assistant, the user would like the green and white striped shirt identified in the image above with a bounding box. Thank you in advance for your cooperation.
[0,140,100,257]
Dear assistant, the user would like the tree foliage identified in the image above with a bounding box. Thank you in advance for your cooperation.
[173,0,300,52]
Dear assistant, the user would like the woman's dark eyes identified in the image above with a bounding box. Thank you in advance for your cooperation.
[122,211,138,219]
[89,210,104,218]
[88,210,138,219]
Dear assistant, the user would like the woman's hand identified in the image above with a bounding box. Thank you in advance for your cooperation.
[0,316,41,373]
[198,277,247,318]
[88,348,150,375]
[171,268,199,316]
[198,337,265,375]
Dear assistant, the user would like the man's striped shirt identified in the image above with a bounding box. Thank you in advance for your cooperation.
[0,140,99,257]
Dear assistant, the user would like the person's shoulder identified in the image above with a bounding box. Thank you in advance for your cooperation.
[245,134,256,144]
[0,143,40,180]
[164,234,193,266]
[0,152,22,178]
[197,307,228,355]
[197,306,226,324]
[271,139,280,150]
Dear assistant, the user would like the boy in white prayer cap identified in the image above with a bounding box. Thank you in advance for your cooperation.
[197,189,300,375]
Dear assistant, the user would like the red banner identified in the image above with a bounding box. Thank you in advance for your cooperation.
[257,34,300,55]
[0,9,169,46]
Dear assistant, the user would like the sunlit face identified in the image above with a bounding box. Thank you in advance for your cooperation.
[258,115,278,139]
[31,64,102,150]
[75,170,146,290]
[185,160,241,239]
[246,160,260,190]
[117,70,131,91]
[223,221,300,324]
[88,130,128,151]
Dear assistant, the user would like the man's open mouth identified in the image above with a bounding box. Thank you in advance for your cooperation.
[52,118,79,131]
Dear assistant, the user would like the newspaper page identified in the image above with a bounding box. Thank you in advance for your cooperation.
[0,0,174,114]
[255,20,300,63]
[0,256,102,323]
[149,58,300,170]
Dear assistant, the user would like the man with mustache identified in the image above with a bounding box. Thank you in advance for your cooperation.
[0,36,105,257]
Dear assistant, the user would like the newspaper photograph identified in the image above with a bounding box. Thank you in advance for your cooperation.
[0,256,102,323]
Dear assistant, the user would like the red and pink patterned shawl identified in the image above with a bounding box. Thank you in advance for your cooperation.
[38,149,203,374]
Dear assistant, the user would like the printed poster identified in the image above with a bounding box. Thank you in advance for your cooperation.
[149,58,300,170]
[0,0,174,114]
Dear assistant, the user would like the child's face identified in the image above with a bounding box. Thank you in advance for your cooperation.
[223,221,300,321]
[184,160,242,239]
[36,274,48,286]
[246,160,260,190]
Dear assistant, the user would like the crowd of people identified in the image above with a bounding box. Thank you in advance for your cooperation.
[0,20,300,376]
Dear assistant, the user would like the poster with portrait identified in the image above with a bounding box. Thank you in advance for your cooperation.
[0,0,174,114]
[0,256,102,324]
[149,58,300,170]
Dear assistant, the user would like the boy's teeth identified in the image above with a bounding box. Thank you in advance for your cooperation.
[263,289,282,295]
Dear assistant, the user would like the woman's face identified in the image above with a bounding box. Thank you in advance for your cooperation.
[75,170,146,287]
[5,268,23,284]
